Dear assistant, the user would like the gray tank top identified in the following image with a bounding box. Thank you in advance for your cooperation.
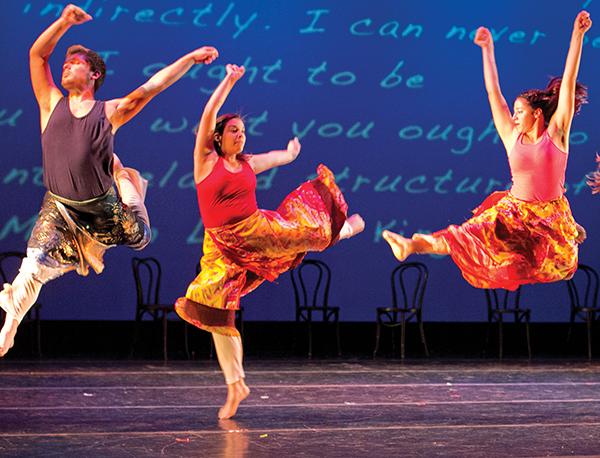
[41,97,114,201]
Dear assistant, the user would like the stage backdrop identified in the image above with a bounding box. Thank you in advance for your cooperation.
[0,0,598,322]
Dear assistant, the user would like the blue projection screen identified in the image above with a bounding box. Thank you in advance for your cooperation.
[0,1,598,322]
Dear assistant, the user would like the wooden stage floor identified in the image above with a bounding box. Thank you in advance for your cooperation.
[1,359,600,456]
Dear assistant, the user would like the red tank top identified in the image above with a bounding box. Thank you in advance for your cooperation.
[508,131,567,202]
[196,156,258,228]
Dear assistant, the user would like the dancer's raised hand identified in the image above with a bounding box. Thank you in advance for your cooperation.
[287,137,301,161]
[474,27,493,48]
[574,10,592,35]
[226,64,245,83]
[61,4,92,25]
[190,47,219,65]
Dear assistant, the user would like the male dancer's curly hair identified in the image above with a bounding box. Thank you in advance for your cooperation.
[65,45,107,92]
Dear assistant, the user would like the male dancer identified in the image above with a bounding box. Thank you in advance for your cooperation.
[0,4,218,355]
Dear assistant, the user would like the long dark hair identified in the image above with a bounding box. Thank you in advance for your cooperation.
[517,77,588,125]
[213,113,247,160]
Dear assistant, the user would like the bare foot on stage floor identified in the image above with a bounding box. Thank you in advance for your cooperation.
[382,230,413,262]
[218,379,250,420]
[339,214,365,240]
[0,314,19,357]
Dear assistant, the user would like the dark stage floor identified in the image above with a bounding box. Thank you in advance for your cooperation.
[1,359,600,457]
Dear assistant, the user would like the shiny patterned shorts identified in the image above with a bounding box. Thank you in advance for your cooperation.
[27,188,149,276]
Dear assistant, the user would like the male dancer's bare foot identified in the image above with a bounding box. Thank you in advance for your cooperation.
[382,230,413,262]
[218,379,250,419]
[339,214,365,240]
[0,314,19,357]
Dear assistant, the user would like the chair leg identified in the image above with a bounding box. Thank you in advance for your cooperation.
[209,334,214,359]
[307,321,313,359]
[130,313,142,358]
[587,312,593,361]
[400,316,406,360]
[498,315,504,360]
[419,317,429,357]
[373,321,381,358]
[183,323,190,360]
[484,319,493,357]
[525,313,532,360]
[567,310,576,344]
[335,313,341,357]
[162,313,168,362]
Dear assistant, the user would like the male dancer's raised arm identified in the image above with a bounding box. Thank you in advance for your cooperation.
[30,3,219,133]
[107,47,218,133]
[29,4,91,129]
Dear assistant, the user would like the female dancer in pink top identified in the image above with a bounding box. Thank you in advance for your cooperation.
[383,11,591,291]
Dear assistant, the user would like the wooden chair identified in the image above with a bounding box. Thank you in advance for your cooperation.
[291,259,341,358]
[374,262,429,359]
[484,286,531,360]
[131,257,189,361]
[566,264,599,360]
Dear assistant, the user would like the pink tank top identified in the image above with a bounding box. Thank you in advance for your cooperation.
[508,131,567,202]
[196,156,258,228]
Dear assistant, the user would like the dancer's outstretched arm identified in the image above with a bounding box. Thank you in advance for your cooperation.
[473,27,517,152]
[587,154,600,194]
[549,10,591,149]
[30,4,91,129]
[248,137,301,174]
[107,46,218,132]
[193,64,244,182]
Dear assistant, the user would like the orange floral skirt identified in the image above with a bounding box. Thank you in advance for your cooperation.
[175,164,348,336]
[435,191,578,291]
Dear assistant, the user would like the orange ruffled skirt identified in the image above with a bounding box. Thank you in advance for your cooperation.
[435,191,578,291]
[175,164,348,336]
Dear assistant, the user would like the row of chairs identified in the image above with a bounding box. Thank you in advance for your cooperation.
[1,252,598,360]
[131,258,599,361]
[294,260,599,361]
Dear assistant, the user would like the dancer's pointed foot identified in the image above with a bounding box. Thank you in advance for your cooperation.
[339,214,365,240]
[382,230,413,262]
[218,379,250,420]
[0,313,19,357]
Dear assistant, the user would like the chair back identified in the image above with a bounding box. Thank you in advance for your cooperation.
[567,264,599,311]
[484,287,522,315]
[0,251,26,284]
[132,257,162,308]
[391,262,428,311]
[291,259,332,310]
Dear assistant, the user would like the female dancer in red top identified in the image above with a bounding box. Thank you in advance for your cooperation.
[176,64,364,419]
[383,11,591,291]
